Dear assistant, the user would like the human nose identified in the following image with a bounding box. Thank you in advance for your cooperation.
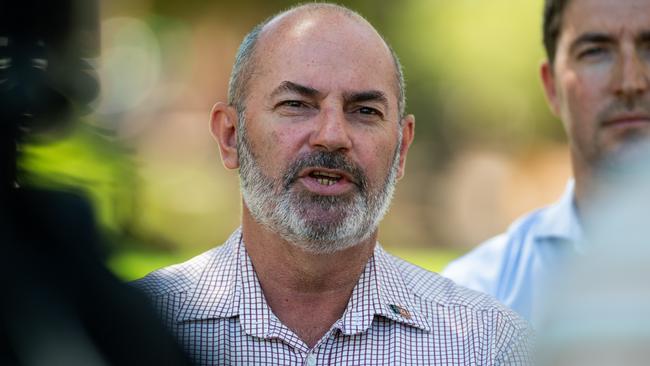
[613,48,650,98]
[309,107,352,152]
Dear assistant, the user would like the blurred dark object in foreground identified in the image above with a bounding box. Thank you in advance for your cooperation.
[0,190,191,366]
[0,0,190,364]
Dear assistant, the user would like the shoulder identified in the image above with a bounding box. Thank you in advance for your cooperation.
[389,252,524,318]
[132,243,233,298]
[442,207,549,290]
[386,252,533,358]
[484,205,551,252]
[443,233,508,275]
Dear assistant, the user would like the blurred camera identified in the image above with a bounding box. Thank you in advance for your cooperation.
[0,0,99,138]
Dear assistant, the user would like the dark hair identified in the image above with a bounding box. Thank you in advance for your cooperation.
[543,0,571,64]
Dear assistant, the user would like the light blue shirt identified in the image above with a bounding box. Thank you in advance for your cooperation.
[443,181,583,327]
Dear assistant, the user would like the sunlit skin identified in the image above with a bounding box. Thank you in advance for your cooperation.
[210,9,414,348]
[541,0,650,211]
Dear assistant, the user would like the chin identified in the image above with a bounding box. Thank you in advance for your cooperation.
[596,137,650,177]
[283,223,375,255]
[290,238,361,255]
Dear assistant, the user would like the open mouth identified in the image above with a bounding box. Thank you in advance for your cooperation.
[296,166,357,195]
[602,114,650,128]
[309,170,342,186]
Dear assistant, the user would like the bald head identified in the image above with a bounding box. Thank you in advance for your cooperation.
[227,3,406,119]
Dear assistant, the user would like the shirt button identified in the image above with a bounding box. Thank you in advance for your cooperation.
[306,353,317,366]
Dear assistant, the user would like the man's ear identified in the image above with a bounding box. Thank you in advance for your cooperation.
[210,102,239,169]
[396,114,415,180]
[540,61,560,117]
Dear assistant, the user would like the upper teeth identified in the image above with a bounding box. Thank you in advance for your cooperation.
[313,171,341,186]
[314,171,341,178]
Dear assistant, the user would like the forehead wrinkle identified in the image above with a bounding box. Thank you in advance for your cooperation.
[270,81,323,99]
[611,25,650,39]
[247,5,403,116]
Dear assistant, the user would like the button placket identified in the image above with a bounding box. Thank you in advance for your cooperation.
[305,352,317,366]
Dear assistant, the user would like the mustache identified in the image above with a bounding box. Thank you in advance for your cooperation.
[282,151,367,191]
[597,97,650,123]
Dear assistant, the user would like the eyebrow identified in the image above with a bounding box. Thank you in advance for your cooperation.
[343,90,389,110]
[270,81,321,99]
[269,81,390,110]
[569,32,615,54]
[569,31,650,54]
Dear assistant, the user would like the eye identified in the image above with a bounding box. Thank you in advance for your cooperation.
[349,105,385,124]
[358,106,381,116]
[355,106,384,119]
[278,100,307,108]
[577,46,609,60]
[274,100,316,117]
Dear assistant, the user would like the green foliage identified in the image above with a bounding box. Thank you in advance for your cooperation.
[109,247,463,281]
[387,247,462,274]
[108,249,190,280]
[396,0,562,146]
[18,123,137,237]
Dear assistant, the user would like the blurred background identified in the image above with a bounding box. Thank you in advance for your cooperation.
[20,0,571,280]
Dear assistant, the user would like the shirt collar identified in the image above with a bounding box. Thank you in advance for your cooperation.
[176,229,242,323]
[534,179,584,247]
[337,244,431,335]
[176,230,431,336]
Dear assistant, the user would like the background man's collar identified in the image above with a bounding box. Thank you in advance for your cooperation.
[534,179,584,251]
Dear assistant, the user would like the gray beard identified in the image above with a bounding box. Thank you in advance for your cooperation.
[237,119,401,254]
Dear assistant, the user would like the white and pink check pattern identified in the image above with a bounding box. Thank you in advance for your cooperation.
[135,229,533,365]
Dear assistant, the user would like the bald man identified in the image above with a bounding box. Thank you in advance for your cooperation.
[135,4,532,365]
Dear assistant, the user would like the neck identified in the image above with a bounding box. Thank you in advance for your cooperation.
[241,204,376,347]
[571,147,600,222]
[573,171,589,222]
[572,152,627,221]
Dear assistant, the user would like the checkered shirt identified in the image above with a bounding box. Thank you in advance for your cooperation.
[134,229,533,365]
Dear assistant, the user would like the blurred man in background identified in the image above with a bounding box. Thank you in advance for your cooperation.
[135,3,533,365]
[444,0,650,327]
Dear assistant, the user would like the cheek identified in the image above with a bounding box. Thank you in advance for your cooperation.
[561,73,603,132]
[357,136,399,177]
[244,127,286,175]
[567,65,610,107]
[262,130,291,168]
[259,127,312,171]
